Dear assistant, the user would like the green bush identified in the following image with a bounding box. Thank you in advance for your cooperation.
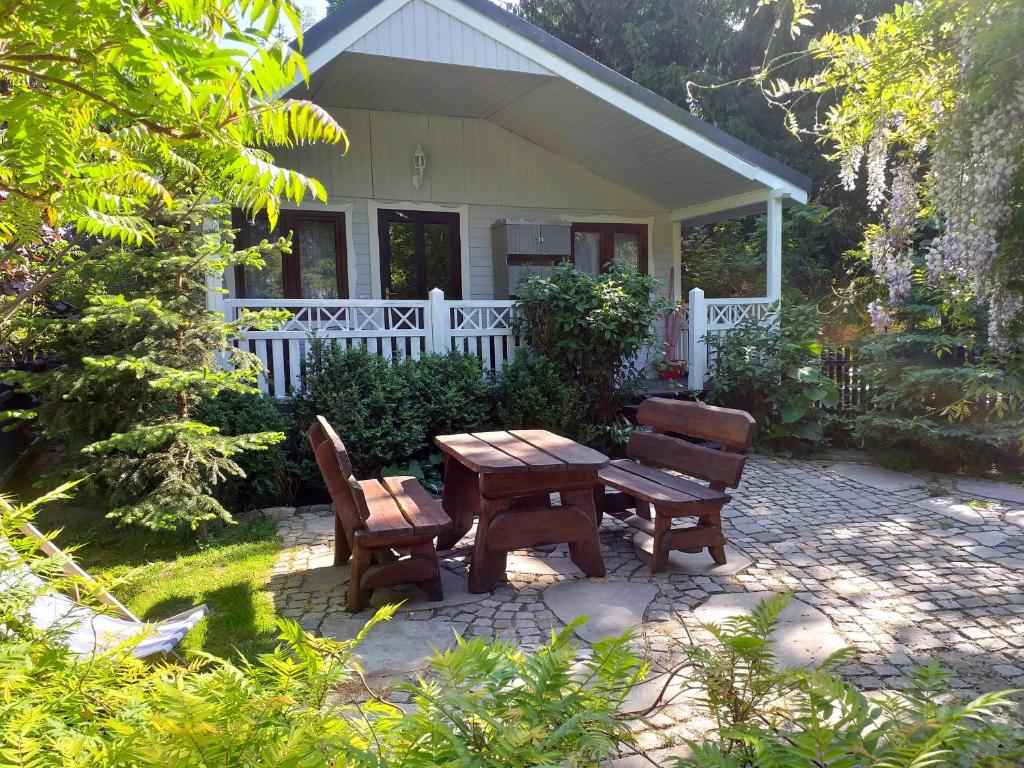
[291,340,495,479]
[676,594,1024,767]
[705,301,840,446]
[1,491,645,767]
[405,348,495,439]
[492,350,588,439]
[195,390,294,512]
[854,332,1024,471]
[514,262,667,445]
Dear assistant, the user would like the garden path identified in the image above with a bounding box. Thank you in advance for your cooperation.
[268,456,1024,762]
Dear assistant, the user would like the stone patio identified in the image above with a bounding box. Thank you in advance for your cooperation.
[269,455,1024,762]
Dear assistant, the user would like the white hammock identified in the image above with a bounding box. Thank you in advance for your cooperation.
[2,524,206,659]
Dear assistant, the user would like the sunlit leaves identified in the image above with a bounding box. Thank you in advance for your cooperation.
[0,0,344,248]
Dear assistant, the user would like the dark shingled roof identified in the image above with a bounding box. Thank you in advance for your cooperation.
[296,0,812,195]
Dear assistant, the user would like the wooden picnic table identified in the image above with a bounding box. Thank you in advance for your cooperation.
[434,429,609,593]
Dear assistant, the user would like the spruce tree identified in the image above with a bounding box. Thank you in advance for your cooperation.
[13,189,288,540]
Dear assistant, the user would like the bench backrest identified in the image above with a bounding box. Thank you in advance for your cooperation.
[630,398,757,491]
[308,416,371,545]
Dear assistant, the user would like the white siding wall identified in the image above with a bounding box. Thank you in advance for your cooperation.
[349,0,552,75]
[272,108,675,300]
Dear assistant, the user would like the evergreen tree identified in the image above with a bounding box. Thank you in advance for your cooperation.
[12,189,289,539]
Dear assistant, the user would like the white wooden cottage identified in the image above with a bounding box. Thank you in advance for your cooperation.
[214,0,811,397]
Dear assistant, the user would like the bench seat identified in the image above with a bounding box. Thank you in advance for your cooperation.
[358,476,451,543]
[599,459,730,510]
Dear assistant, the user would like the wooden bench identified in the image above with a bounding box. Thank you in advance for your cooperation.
[308,416,452,612]
[598,398,756,573]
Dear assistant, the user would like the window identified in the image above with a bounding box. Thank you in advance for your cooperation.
[233,210,348,298]
[378,209,462,299]
[570,222,648,275]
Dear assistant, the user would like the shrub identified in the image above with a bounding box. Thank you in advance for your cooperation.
[195,390,295,512]
[705,301,839,445]
[676,594,1024,766]
[1,490,644,768]
[492,350,588,439]
[514,262,667,442]
[291,340,495,479]
[405,348,495,438]
[854,331,1024,471]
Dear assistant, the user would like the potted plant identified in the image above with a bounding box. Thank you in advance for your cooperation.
[658,268,687,379]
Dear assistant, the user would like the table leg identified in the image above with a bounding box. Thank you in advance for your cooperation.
[468,496,512,593]
[560,488,606,578]
[438,456,479,550]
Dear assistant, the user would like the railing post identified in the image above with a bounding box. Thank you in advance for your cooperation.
[687,287,707,391]
[428,287,448,354]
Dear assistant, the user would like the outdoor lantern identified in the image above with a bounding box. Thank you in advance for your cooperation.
[412,144,427,189]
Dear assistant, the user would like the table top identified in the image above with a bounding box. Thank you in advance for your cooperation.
[435,430,608,474]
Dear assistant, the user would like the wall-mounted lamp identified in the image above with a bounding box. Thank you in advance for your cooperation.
[412,144,427,189]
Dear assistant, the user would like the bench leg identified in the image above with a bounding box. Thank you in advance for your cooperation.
[347,542,374,613]
[334,514,352,566]
[701,511,727,564]
[651,506,671,573]
[635,499,653,521]
[412,542,444,602]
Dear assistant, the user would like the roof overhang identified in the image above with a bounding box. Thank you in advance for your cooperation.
[289,0,812,213]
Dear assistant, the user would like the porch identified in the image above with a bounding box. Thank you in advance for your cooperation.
[216,287,774,397]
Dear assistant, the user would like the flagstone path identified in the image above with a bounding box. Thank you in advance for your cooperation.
[268,455,1024,763]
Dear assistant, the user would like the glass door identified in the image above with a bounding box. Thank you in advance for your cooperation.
[570,223,648,275]
[233,210,348,299]
[378,209,461,299]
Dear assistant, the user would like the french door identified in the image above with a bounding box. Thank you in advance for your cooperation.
[570,222,648,275]
[233,210,348,299]
[378,209,462,299]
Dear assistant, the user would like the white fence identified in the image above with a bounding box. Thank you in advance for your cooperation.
[686,288,773,390]
[222,286,772,398]
[224,289,520,398]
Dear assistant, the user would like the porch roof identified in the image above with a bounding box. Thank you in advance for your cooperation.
[289,0,811,215]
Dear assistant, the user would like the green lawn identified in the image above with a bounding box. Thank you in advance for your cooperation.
[30,501,282,659]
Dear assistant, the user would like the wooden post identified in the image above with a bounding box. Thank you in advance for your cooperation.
[687,287,707,391]
[428,287,448,355]
[766,195,783,303]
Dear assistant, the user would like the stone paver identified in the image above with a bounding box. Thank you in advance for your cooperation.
[694,590,848,667]
[543,580,658,642]
[318,616,457,677]
[269,456,1024,762]
[956,478,1024,504]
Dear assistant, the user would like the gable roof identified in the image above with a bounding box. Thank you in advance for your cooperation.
[292,0,811,211]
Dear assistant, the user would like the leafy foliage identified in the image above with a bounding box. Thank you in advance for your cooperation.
[765,0,1024,346]
[681,204,861,301]
[705,302,839,445]
[675,594,1024,767]
[1,491,644,767]
[292,341,496,479]
[492,350,589,440]
[514,262,667,444]
[195,390,295,512]
[0,0,345,326]
[853,294,1024,471]
[8,193,286,536]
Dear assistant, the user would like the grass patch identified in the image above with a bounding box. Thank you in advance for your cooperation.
[965,498,994,510]
[29,500,281,658]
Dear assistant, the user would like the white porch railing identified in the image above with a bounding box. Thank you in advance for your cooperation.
[223,289,520,397]
[222,287,772,398]
[686,288,773,390]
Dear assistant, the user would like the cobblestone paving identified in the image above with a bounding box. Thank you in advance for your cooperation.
[269,455,1024,760]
